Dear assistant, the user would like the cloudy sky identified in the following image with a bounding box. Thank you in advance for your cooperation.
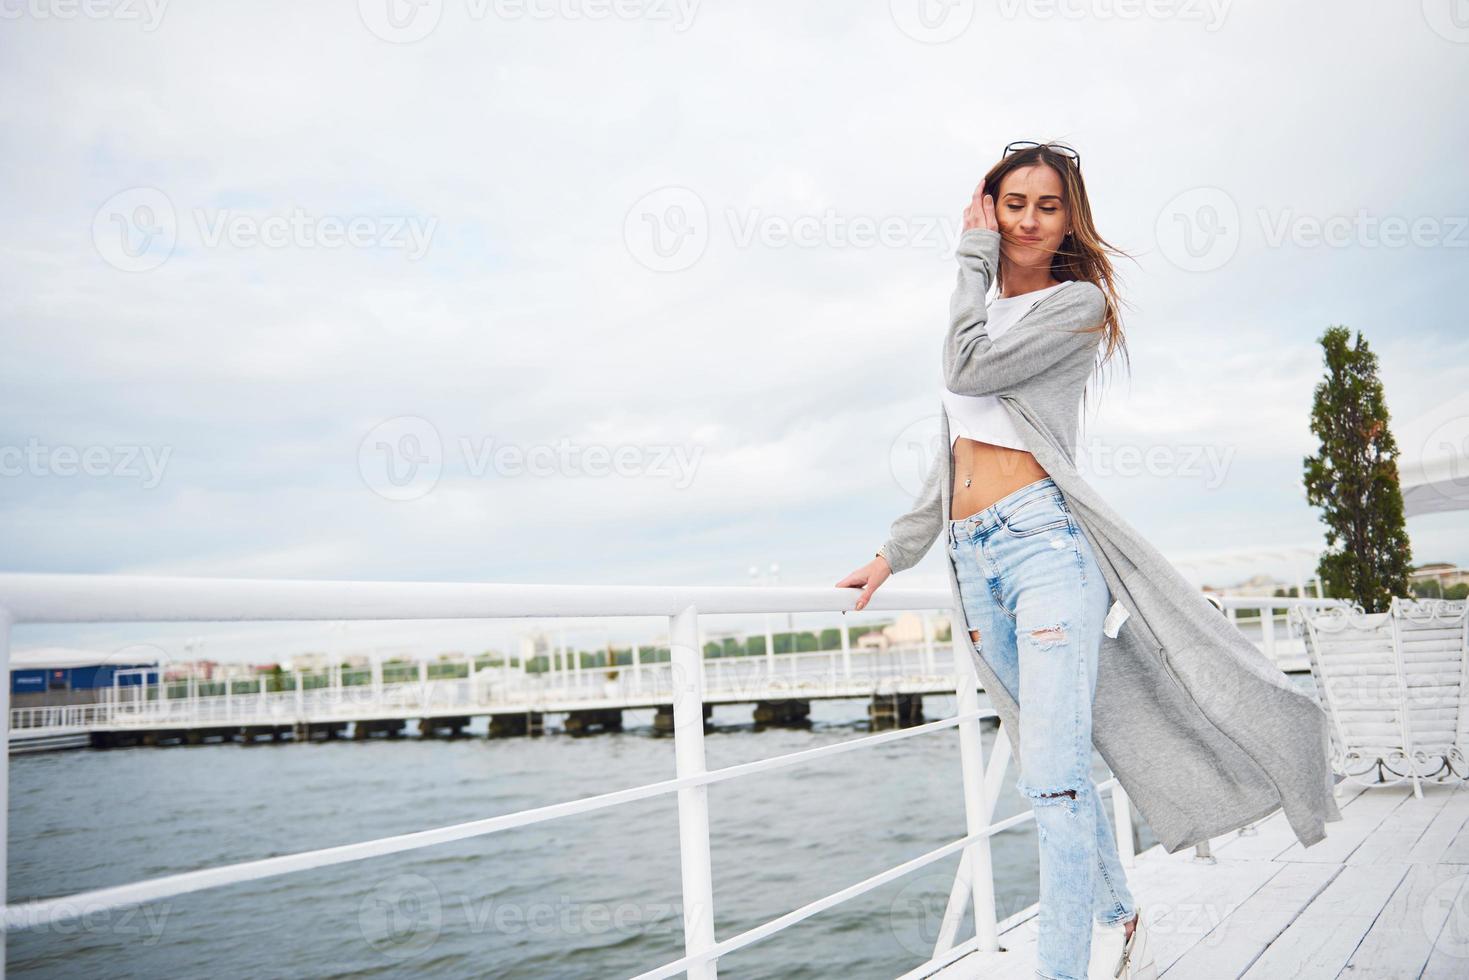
[2,1,1466,662]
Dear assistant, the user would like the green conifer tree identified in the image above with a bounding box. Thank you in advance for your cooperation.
[1302,326,1413,612]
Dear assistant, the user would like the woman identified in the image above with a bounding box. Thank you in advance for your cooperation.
[837,141,1155,980]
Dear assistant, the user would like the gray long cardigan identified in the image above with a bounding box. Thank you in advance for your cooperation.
[878,227,1342,854]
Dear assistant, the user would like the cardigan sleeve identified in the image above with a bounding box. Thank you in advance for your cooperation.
[942,227,1107,398]
[877,446,946,574]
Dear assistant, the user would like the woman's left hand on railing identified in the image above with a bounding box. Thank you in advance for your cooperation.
[836,555,891,612]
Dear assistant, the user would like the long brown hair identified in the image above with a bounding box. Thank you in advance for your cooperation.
[982,143,1133,411]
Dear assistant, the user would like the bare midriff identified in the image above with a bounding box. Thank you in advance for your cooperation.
[949,436,1051,521]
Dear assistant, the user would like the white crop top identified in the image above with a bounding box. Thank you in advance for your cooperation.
[942,281,1069,450]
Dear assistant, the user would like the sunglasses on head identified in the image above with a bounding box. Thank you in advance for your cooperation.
[1003,140,1082,169]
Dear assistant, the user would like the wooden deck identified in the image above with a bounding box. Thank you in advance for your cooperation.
[926,778,1469,979]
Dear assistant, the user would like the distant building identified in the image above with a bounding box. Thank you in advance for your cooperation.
[1207,574,1294,598]
[9,647,163,708]
[1411,563,1469,589]
[857,612,929,651]
[288,651,332,672]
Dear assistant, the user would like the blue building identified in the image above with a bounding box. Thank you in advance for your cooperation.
[10,648,162,696]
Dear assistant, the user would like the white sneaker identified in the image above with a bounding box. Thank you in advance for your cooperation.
[1087,916,1126,979]
[1089,908,1156,979]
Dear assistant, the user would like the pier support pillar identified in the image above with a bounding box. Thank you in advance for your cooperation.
[752,700,811,728]
[489,712,544,738]
[868,693,925,730]
[293,721,349,742]
[352,719,408,740]
[417,715,470,739]
[564,708,624,736]
[653,702,712,735]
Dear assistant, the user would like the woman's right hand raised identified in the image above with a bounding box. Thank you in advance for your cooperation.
[836,554,892,612]
[963,177,998,233]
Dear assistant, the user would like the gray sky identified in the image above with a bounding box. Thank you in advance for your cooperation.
[2,1,1466,662]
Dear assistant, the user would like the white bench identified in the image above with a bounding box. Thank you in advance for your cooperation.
[1288,598,1468,797]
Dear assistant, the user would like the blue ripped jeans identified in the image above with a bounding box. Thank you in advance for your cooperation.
[947,476,1136,980]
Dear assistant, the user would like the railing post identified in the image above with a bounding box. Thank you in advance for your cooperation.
[951,619,999,953]
[1261,604,1276,663]
[839,619,852,681]
[669,605,717,980]
[1,605,13,979]
[763,618,775,683]
[922,612,936,677]
[1111,782,1136,869]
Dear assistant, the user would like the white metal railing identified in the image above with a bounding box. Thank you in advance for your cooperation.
[10,641,961,736]
[10,598,1337,741]
[0,575,1336,977]
[0,573,1023,979]
[1216,595,1347,667]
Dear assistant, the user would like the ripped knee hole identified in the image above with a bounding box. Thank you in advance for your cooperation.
[1029,625,1066,642]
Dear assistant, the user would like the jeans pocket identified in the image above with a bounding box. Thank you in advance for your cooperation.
[999,492,1069,538]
